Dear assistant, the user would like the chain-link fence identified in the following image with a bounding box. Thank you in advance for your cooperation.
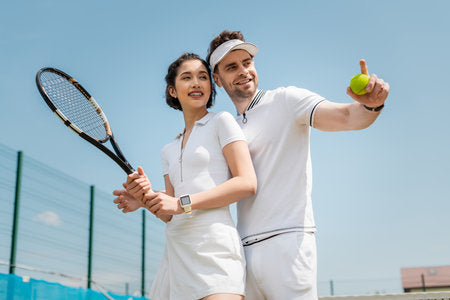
[0,143,166,298]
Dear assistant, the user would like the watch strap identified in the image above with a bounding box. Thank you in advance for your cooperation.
[363,104,384,112]
[183,205,192,214]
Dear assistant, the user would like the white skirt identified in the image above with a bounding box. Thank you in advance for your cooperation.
[150,209,246,300]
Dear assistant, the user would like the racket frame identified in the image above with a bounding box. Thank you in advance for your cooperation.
[36,67,135,174]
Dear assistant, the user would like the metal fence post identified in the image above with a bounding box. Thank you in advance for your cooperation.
[421,273,426,292]
[87,185,95,289]
[141,209,146,297]
[330,279,334,296]
[9,151,23,274]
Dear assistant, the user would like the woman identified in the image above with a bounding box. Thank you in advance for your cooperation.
[113,53,256,300]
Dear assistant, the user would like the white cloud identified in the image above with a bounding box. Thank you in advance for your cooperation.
[33,211,62,227]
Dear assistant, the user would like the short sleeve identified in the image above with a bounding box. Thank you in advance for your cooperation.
[282,86,326,126]
[215,111,246,149]
[161,144,169,175]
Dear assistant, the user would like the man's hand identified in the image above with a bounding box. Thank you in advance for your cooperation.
[113,185,144,213]
[347,59,390,109]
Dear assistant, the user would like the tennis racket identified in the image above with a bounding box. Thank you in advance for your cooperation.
[35,67,135,175]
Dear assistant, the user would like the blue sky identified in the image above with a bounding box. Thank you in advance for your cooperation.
[1,0,450,296]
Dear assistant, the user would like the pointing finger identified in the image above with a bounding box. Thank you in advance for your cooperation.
[360,59,368,75]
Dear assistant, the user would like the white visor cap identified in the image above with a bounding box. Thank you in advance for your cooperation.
[209,39,258,72]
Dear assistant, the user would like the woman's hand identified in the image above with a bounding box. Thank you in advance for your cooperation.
[143,192,184,218]
[125,166,152,201]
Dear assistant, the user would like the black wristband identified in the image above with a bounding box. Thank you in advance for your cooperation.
[364,104,384,112]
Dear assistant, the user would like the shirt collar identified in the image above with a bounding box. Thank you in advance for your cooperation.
[175,111,214,139]
[195,111,214,125]
[236,89,266,116]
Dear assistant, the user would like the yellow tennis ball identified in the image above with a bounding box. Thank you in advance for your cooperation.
[350,74,370,95]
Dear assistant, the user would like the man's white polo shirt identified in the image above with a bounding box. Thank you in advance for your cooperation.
[236,87,326,245]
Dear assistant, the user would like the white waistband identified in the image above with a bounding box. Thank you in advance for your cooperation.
[242,226,316,246]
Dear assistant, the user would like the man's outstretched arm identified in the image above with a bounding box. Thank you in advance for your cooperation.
[313,59,389,132]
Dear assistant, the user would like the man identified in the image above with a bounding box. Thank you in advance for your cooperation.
[205,30,389,299]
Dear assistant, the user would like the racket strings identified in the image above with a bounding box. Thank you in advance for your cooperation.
[40,72,108,141]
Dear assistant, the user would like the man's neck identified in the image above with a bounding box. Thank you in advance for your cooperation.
[232,90,258,115]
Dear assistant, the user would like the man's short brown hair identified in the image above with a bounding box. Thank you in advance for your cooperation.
[206,30,245,73]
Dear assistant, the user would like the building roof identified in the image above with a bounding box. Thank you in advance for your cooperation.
[401,265,450,289]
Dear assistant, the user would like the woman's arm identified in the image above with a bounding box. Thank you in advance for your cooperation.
[142,140,257,218]
[190,140,256,209]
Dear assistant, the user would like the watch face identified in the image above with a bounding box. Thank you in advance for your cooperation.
[180,195,191,206]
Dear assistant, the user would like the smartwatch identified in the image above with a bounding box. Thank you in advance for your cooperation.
[179,195,192,214]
